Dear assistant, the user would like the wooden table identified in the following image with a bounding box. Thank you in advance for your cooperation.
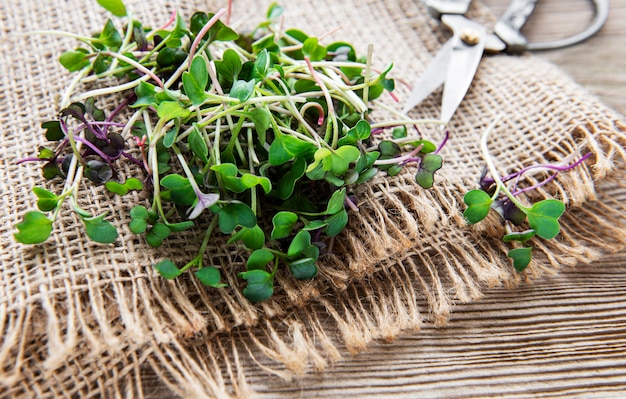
[147,1,626,397]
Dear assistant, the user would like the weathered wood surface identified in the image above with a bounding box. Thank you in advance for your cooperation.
[146,1,626,397]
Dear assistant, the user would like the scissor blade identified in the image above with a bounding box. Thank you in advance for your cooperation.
[402,38,454,115]
[440,15,486,124]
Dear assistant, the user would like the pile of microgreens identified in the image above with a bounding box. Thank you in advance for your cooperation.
[14,0,589,301]
[463,117,591,271]
[14,0,447,302]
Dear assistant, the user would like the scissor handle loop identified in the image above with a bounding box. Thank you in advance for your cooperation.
[515,0,609,51]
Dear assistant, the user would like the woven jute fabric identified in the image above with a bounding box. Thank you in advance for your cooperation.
[1,0,625,397]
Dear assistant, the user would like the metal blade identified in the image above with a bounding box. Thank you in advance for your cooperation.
[439,15,486,124]
[402,38,454,114]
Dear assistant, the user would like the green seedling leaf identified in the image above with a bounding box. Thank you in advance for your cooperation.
[354,167,379,184]
[42,120,64,141]
[503,229,537,243]
[214,49,242,83]
[463,189,493,224]
[241,174,272,194]
[392,126,407,139]
[59,50,90,72]
[156,47,188,67]
[97,0,127,16]
[289,258,318,280]
[526,199,565,240]
[271,211,298,240]
[167,221,195,232]
[105,177,144,196]
[218,203,256,234]
[276,157,306,200]
[163,126,179,148]
[211,163,246,193]
[99,19,122,49]
[302,37,327,61]
[325,208,348,237]
[194,267,227,288]
[415,153,443,189]
[80,213,118,244]
[129,205,149,234]
[254,49,270,77]
[182,56,208,106]
[189,127,209,163]
[378,140,401,157]
[228,225,265,250]
[133,81,157,107]
[301,219,328,231]
[338,120,371,146]
[247,249,275,271]
[248,107,271,143]
[288,230,311,258]
[266,2,284,20]
[325,188,346,215]
[155,259,181,280]
[146,223,171,247]
[238,269,274,302]
[230,79,255,102]
[269,133,317,166]
[507,247,533,272]
[14,211,53,244]
[160,174,196,205]
[32,187,59,212]
[157,101,191,122]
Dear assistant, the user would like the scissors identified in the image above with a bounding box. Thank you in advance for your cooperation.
[403,0,610,123]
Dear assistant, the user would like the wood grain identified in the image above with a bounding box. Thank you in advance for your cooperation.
[145,1,626,397]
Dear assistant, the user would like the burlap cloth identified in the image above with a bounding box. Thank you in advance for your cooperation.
[1,0,625,397]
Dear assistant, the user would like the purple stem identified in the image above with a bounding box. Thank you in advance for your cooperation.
[482,153,592,186]
[73,136,116,163]
[103,95,135,135]
[434,130,449,155]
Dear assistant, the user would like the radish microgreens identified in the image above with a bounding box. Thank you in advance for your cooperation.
[15,0,446,301]
[463,119,591,271]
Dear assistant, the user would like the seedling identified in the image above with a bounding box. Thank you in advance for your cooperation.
[463,118,591,271]
[15,0,446,301]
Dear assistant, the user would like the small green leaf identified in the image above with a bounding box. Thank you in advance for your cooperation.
[507,247,533,272]
[392,126,407,139]
[271,211,298,240]
[194,267,227,288]
[156,47,188,67]
[97,0,127,16]
[99,19,122,49]
[269,132,317,166]
[42,120,64,141]
[254,49,270,77]
[325,208,348,237]
[288,230,311,258]
[230,79,255,102]
[129,205,148,234]
[463,189,493,224]
[160,174,196,205]
[289,258,318,280]
[189,127,209,163]
[526,199,565,240]
[214,48,242,83]
[32,187,59,212]
[248,107,271,143]
[105,177,144,196]
[218,203,257,234]
[503,229,537,243]
[302,37,327,61]
[146,223,171,247]
[238,269,274,302]
[266,2,284,20]
[133,81,157,108]
[14,211,53,244]
[415,153,443,189]
[228,225,265,250]
[155,259,181,280]
[325,188,346,215]
[247,249,275,271]
[276,157,306,200]
[81,213,118,243]
[167,221,195,232]
[241,174,272,194]
[157,101,191,122]
[59,50,90,72]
